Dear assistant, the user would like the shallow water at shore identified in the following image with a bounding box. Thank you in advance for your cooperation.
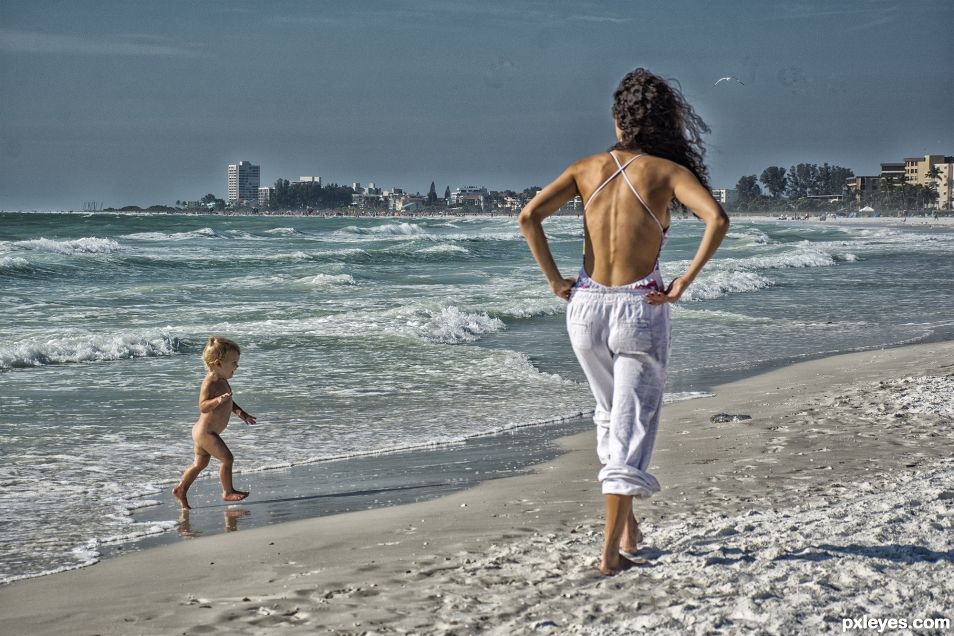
[2,211,954,583]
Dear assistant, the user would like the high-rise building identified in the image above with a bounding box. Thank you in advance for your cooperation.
[904,155,954,187]
[227,161,261,204]
[879,162,905,186]
[711,188,738,205]
[258,186,273,208]
[449,186,488,207]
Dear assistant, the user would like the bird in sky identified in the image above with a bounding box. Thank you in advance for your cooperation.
[714,76,744,86]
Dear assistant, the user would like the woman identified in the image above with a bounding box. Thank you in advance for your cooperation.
[519,68,729,575]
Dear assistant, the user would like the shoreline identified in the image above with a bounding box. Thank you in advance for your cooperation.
[6,326,944,586]
[125,414,594,557]
[3,208,954,225]
[2,340,953,633]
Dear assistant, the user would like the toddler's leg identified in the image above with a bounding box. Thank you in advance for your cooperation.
[173,448,211,509]
[196,432,249,502]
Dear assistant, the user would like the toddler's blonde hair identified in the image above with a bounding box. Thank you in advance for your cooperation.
[202,336,241,371]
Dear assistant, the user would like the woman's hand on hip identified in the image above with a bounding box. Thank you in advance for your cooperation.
[647,276,689,304]
[551,277,576,301]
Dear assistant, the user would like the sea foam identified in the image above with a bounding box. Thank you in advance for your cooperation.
[13,237,123,254]
[264,227,305,236]
[679,271,773,302]
[0,256,32,272]
[340,222,427,237]
[298,273,357,287]
[0,331,181,369]
[415,244,470,255]
[404,306,505,344]
[122,227,224,241]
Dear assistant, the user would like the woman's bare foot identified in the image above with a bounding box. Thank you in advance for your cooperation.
[598,553,645,576]
[223,489,249,502]
[620,515,643,554]
[172,485,191,509]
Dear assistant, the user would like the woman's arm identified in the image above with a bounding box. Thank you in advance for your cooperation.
[649,166,729,304]
[518,165,581,300]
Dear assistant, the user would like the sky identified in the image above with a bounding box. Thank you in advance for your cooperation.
[1,0,952,209]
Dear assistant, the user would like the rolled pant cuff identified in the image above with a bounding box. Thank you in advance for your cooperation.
[599,468,661,497]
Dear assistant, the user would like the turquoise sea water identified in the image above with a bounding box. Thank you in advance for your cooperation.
[2,211,953,583]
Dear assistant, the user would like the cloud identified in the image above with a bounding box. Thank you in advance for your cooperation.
[0,29,200,57]
[568,15,631,24]
[267,15,341,27]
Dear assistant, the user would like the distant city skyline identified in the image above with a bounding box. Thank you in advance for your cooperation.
[1,0,952,209]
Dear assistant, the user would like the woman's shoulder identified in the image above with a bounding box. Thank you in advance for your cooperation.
[623,152,682,170]
[578,150,681,170]
[571,152,613,170]
[569,152,626,182]
[569,151,688,184]
[628,154,693,186]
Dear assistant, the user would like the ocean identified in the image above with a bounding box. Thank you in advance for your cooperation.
[2,211,953,584]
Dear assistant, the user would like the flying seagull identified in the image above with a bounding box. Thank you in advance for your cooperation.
[714,76,744,86]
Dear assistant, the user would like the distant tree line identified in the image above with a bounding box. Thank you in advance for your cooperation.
[269,180,354,210]
[730,162,941,212]
[866,176,939,211]
[731,163,856,211]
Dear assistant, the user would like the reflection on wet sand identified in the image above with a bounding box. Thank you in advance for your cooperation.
[177,508,250,538]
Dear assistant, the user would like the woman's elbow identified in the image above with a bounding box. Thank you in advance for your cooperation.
[517,207,537,231]
[717,210,730,230]
[710,206,730,232]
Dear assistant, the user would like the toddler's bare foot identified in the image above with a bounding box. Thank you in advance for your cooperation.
[224,508,250,532]
[172,485,191,509]
[223,490,249,502]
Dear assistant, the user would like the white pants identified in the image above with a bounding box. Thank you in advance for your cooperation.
[566,279,671,497]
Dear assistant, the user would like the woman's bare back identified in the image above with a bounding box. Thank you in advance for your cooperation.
[575,152,677,287]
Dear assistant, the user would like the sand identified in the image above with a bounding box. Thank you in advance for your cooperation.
[1,341,953,634]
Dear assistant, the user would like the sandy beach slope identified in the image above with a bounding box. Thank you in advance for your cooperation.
[1,341,952,634]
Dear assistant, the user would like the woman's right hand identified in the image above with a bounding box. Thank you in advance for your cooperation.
[550,277,576,301]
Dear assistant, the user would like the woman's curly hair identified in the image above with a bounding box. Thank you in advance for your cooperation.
[611,68,711,192]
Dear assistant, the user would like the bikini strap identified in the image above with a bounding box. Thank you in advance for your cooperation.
[610,153,665,235]
[583,152,669,263]
[583,152,642,208]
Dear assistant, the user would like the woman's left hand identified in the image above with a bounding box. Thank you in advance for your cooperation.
[647,276,689,304]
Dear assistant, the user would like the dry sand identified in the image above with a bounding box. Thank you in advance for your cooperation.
[2,341,953,634]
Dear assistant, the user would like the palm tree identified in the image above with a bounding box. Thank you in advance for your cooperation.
[925,165,942,209]
[878,174,901,212]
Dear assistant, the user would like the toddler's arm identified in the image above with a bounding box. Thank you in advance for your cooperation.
[232,402,257,425]
[199,388,232,413]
